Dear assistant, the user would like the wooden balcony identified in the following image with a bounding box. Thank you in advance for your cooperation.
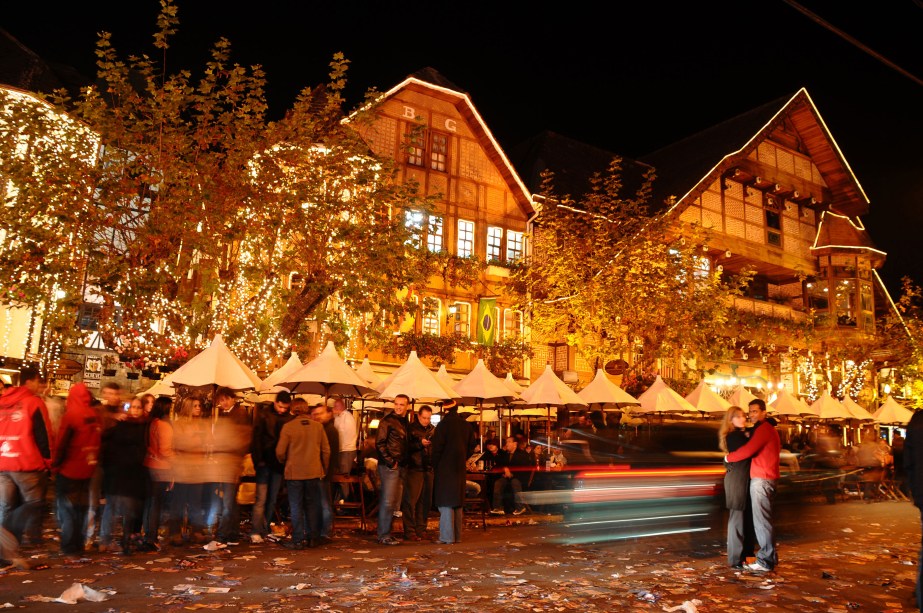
[732,297,810,323]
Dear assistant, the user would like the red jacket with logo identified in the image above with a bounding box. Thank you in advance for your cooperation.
[726,418,781,480]
[0,385,52,471]
[52,383,102,480]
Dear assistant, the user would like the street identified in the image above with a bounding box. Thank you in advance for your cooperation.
[0,498,918,611]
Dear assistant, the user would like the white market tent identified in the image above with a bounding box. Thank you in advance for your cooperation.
[811,391,852,420]
[260,353,303,391]
[685,380,732,414]
[280,341,377,399]
[375,351,460,402]
[454,359,519,406]
[636,375,697,414]
[769,389,816,417]
[521,365,587,408]
[874,396,914,425]
[169,334,261,390]
[577,369,639,410]
[354,357,384,386]
[503,372,525,395]
[138,372,175,397]
[728,385,757,408]
[842,396,876,421]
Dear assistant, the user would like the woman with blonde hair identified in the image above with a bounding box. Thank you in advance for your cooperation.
[168,397,209,545]
[719,405,755,568]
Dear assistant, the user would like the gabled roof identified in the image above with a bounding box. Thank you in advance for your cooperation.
[812,211,885,261]
[0,28,89,97]
[509,130,652,201]
[369,70,534,216]
[640,88,870,217]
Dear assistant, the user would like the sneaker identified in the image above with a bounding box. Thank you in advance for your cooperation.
[489,509,505,516]
[393,511,403,518]
[746,561,772,572]
[250,534,264,544]
[378,536,401,546]
[512,507,526,516]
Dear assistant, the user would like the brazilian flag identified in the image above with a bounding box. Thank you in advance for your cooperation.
[477,297,497,346]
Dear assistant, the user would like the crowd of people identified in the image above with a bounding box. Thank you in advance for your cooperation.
[0,367,552,568]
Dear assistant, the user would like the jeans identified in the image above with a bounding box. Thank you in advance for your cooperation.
[377,464,406,539]
[0,471,47,548]
[214,481,240,540]
[143,477,171,545]
[168,482,206,538]
[250,466,284,536]
[55,474,91,554]
[492,476,524,511]
[750,478,777,569]
[85,466,102,542]
[318,479,332,538]
[402,469,433,538]
[438,506,463,544]
[287,478,322,544]
[100,494,140,550]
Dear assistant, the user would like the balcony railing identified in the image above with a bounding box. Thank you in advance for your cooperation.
[732,297,810,323]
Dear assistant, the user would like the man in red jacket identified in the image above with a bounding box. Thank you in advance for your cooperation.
[51,383,102,556]
[725,399,780,572]
[0,366,52,569]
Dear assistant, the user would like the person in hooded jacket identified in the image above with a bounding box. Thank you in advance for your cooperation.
[51,383,102,556]
[0,366,52,569]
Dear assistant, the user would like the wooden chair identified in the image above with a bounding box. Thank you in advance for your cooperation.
[331,474,368,533]
[464,473,488,531]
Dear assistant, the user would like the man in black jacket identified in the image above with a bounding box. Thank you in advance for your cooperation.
[402,406,435,541]
[905,409,923,610]
[375,394,410,545]
[490,437,531,515]
[248,392,293,543]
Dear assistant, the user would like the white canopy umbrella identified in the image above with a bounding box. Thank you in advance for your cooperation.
[260,353,303,391]
[874,396,914,425]
[375,351,461,402]
[770,389,816,417]
[354,357,383,386]
[137,372,175,397]
[841,396,875,421]
[170,334,261,390]
[685,380,732,414]
[467,410,502,423]
[436,365,460,396]
[503,372,525,395]
[811,391,852,420]
[454,359,520,447]
[728,385,757,408]
[636,375,697,414]
[578,369,639,410]
[521,365,587,449]
[280,341,377,400]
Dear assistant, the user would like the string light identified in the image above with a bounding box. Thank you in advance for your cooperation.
[837,358,871,400]
[798,354,819,403]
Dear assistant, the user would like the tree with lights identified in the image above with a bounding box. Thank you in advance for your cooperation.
[1,0,434,371]
[511,161,752,380]
[873,277,923,407]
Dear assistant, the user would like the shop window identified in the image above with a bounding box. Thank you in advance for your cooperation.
[457,220,474,258]
[487,226,503,262]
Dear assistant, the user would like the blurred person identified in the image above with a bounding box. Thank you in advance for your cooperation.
[903,410,923,610]
[375,395,410,545]
[892,432,906,496]
[208,387,251,543]
[141,396,174,551]
[41,377,65,438]
[719,405,755,569]
[0,366,52,569]
[332,398,358,502]
[140,394,155,417]
[249,392,293,543]
[51,383,101,557]
[490,436,531,516]
[87,381,123,545]
[725,399,780,572]
[549,446,567,469]
[168,398,209,545]
[402,405,435,541]
[276,400,329,549]
[856,437,889,502]
[99,397,146,554]
[310,402,339,542]
[431,401,474,544]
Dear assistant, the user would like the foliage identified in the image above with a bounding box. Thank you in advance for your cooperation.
[875,276,923,407]
[1,0,433,370]
[511,160,753,379]
[473,338,533,376]
[386,332,472,367]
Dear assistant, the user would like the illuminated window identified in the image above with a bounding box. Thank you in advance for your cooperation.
[487,226,503,262]
[427,215,443,252]
[766,211,782,247]
[430,133,448,172]
[503,309,523,340]
[449,301,471,336]
[422,297,441,336]
[457,220,474,258]
[506,230,524,262]
[404,210,424,247]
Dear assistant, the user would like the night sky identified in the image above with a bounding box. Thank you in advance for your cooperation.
[5,1,922,293]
